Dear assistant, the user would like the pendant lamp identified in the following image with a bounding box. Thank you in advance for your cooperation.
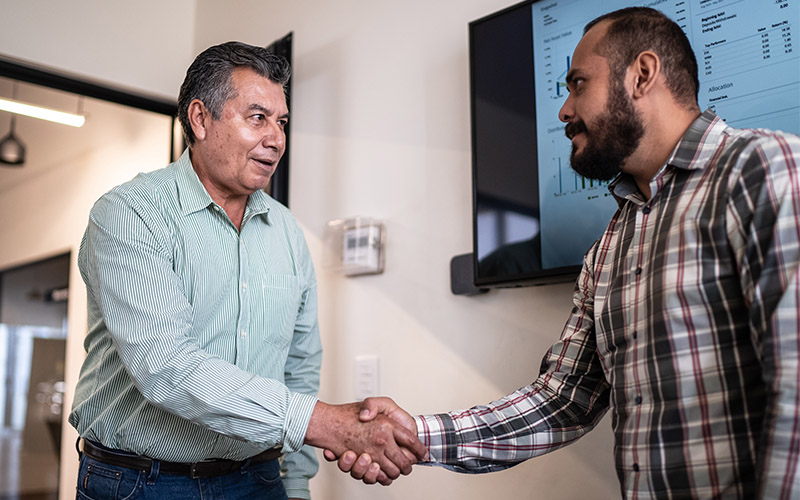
[0,115,26,166]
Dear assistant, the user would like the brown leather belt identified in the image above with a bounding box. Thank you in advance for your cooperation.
[81,439,282,479]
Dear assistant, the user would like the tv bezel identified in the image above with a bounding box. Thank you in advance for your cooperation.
[469,0,583,288]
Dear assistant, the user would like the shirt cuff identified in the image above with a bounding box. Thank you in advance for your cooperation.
[414,413,455,464]
[283,478,310,500]
[282,392,318,453]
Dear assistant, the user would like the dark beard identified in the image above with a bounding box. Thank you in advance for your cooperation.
[566,83,645,181]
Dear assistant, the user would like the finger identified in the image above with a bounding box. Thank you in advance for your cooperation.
[336,451,357,473]
[383,444,413,476]
[359,462,381,485]
[399,447,416,463]
[323,449,337,462]
[376,451,402,479]
[376,469,393,486]
[392,423,429,461]
[348,453,373,479]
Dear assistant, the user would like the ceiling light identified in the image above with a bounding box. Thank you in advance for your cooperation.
[0,115,26,166]
[0,96,85,127]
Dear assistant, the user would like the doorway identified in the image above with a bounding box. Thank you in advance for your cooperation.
[0,253,70,500]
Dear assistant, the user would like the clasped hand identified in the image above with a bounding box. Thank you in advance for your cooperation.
[306,398,426,486]
[317,397,424,485]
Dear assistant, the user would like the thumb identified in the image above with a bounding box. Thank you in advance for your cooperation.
[358,402,378,421]
[358,397,392,421]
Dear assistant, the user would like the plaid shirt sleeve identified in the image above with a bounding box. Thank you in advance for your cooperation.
[728,131,800,498]
[415,242,612,473]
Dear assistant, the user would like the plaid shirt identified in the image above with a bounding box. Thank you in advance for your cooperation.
[415,111,800,499]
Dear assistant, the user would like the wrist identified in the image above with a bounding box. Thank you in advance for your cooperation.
[304,401,354,451]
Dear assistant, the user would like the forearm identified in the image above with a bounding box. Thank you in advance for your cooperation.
[416,379,609,473]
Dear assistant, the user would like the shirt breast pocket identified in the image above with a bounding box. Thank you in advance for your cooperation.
[252,275,302,350]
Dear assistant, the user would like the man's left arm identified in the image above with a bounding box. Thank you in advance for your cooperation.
[732,132,800,498]
[281,229,322,500]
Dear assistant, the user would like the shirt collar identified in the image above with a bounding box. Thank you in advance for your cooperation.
[665,109,727,172]
[608,109,725,207]
[174,149,272,223]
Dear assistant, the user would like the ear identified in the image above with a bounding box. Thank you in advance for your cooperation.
[629,51,660,99]
[187,99,210,142]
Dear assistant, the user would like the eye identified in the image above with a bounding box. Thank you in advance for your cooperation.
[567,78,585,94]
[277,118,288,129]
[250,114,266,122]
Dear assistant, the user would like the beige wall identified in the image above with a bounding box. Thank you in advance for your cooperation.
[0,0,196,99]
[3,1,619,498]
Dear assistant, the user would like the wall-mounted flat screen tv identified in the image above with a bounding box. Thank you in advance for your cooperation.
[470,0,799,287]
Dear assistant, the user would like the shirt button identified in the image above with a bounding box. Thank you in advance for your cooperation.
[241,330,247,337]
[642,206,651,215]
[243,282,248,290]
[633,463,640,472]
[634,267,642,275]
[635,395,643,405]
[213,206,220,211]
[633,331,638,339]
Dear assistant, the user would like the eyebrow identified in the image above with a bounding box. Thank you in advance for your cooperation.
[247,103,290,119]
[565,69,579,87]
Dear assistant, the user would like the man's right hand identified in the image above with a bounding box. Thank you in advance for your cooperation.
[321,397,425,485]
[304,400,427,485]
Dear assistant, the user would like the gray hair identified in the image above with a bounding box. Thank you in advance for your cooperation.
[177,41,291,146]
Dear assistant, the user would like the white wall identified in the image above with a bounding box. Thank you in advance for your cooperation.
[0,0,196,99]
[194,1,617,499]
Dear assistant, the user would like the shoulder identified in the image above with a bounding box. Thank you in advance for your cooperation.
[723,127,800,163]
[715,127,800,189]
[87,164,180,239]
[92,165,178,216]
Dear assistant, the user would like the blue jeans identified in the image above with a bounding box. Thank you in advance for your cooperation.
[76,453,288,500]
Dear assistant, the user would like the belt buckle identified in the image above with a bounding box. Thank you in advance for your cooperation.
[189,463,200,479]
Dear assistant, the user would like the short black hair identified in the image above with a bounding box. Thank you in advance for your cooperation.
[177,41,291,146]
[585,7,699,109]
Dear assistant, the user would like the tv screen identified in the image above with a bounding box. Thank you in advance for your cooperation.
[470,0,800,287]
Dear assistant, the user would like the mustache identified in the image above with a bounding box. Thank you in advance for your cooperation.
[565,120,587,140]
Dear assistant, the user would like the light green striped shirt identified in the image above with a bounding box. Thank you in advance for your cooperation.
[69,149,321,499]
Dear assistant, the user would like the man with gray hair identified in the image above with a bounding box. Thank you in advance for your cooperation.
[70,41,425,500]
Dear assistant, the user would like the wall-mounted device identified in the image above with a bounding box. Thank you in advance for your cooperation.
[324,217,385,277]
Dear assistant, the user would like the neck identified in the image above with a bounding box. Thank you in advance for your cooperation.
[212,194,248,231]
[628,106,701,200]
[189,149,248,231]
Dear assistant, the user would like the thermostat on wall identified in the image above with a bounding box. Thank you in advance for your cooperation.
[323,217,385,276]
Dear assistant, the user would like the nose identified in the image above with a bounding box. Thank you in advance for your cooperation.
[262,120,286,151]
[558,94,573,123]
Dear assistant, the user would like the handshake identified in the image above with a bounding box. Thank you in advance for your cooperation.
[305,397,427,486]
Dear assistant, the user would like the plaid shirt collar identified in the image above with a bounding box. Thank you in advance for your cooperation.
[608,109,725,208]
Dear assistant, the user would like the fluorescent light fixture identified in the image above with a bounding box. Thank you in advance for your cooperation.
[0,97,85,127]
